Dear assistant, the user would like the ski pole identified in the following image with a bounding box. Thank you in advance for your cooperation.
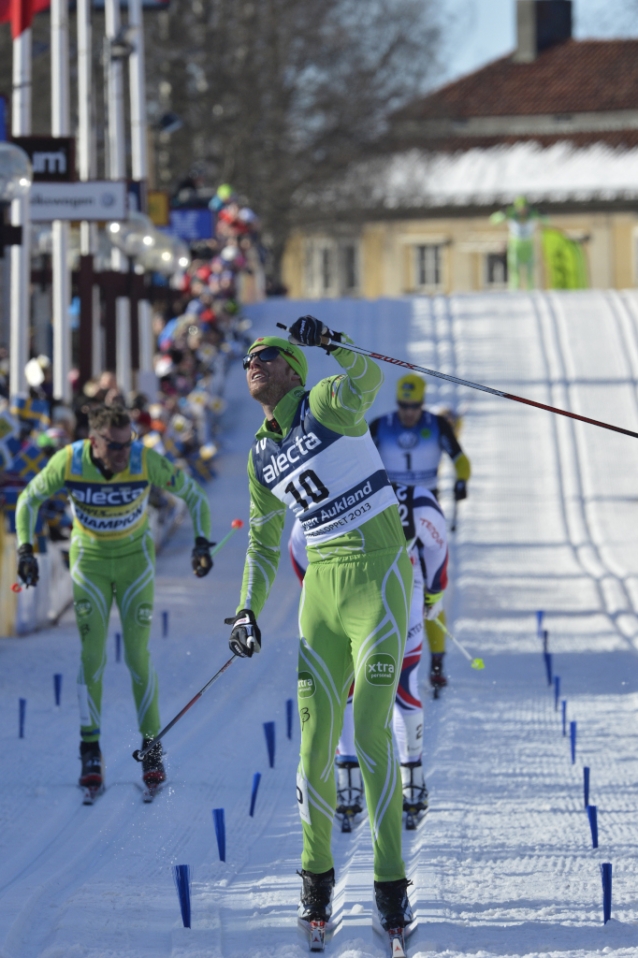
[432,617,485,670]
[132,519,245,763]
[132,654,237,762]
[275,324,638,440]
[450,499,458,534]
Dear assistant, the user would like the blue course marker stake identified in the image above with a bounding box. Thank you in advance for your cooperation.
[601,862,612,924]
[162,611,169,638]
[544,651,552,686]
[249,772,261,817]
[570,720,577,764]
[587,805,599,849]
[213,808,226,861]
[542,629,549,654]
[554,676,560,710]
[115,632,122,663]
[286,698,293,740]
[172,864,191,928]
[583,766,590,808]
[54,673,62,707]
[19,698,26,738]
[263,721,275,768]
[561,700,567,737]
[536,610,544,636]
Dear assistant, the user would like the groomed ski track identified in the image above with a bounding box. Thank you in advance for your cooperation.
[0,291,637,957]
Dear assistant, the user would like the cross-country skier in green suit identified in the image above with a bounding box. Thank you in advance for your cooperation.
[16,404,213,797]
[226,316,415,950]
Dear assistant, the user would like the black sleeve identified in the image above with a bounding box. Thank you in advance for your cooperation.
[437,415,463,460]
[369,417,380,445]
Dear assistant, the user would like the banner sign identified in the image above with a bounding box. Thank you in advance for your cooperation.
[13,136,75,182]
[30,181,127,222]
[160,208,213,242]
[541,228,588,290]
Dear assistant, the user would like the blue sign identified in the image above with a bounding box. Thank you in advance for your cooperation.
[160,209,213,243]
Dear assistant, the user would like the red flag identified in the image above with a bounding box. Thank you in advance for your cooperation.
[0,0,50,38]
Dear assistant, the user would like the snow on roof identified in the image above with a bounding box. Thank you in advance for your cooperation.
[319,142,638,211]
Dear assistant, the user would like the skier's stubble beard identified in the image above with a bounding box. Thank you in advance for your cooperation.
[246,353,301,417]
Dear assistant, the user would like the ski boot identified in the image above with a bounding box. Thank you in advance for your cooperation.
[429,652,448,698]
[298,867,335,951]
[79,740,104,803]
[141,737,166,799]
[374,877,414,956]
[335,757,363,833]
[401,760,428,829]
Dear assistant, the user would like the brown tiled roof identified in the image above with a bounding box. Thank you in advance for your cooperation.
[397,40,638,121]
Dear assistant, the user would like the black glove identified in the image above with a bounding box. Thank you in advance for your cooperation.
[191,537,215,578]
[288,315,342,352]
[454,479,468,501]
[17,544,39,587]
[225,609,261,658]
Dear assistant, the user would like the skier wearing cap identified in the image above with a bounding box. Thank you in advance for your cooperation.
[369,375,470,692]
[227,318,415,949]
[15,404,213,799]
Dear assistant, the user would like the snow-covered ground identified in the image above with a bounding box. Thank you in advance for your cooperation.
[1,291,637,957]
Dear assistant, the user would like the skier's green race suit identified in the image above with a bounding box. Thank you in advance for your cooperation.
[239,338,412,882]
[16,440,210,742]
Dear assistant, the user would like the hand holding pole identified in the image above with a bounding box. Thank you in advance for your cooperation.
[276,323,638,440]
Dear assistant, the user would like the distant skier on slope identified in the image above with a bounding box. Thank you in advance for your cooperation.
[370,374,469,692]
[227,319,414,952]
[290,479,449,831]
[490,194,545,290]
[15,404,213,801]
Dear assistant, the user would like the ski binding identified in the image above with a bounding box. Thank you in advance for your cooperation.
[82,784,104,805]
[298,917,331,952]
[387,927,407,957]
[142,783,163,802]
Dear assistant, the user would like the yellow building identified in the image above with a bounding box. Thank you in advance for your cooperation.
[283,1,638,298]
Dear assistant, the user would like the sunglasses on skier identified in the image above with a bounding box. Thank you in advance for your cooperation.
[96,433,136,451]
[242,345,294,369]
[397,401,422,411]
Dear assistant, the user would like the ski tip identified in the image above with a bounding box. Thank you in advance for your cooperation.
[231,518,244,529]
[471,658,485,670]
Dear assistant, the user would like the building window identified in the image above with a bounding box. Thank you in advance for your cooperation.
[304,238,359,297]
[415,244,442,288]
[485,252,508,287]
[320,246,334,294]
[305,239,337,297]
[340,243,358,294]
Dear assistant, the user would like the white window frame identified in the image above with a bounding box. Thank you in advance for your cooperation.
[304,238,338,298]
[414,243,443,291]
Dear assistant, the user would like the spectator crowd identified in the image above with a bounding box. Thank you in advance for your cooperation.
[0,183,259,556]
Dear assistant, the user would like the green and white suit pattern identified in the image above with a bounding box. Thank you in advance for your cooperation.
[239,340,412,881]
[16,440,211,742]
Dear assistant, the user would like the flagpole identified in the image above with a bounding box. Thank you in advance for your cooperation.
[105,0,131,396]
[77,0,101,384]
[127,0,154,395]
[51,0,71,402]
[9,21,31,397]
